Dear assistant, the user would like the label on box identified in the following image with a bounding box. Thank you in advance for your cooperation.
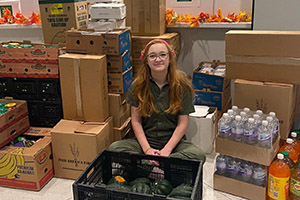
[51,4,63,14]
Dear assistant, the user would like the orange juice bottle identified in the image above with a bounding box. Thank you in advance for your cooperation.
[268,153,290,200]
[290,163,300,200]
[291,132,300,153]
[279,138,299,163]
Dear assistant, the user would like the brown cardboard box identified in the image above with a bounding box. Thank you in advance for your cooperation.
[216,135,280,166]
[0,97,28,132]
[0,136,53,191]
[59,53,109,122]
[132,33,180,59]
[108,67,133,94]
[51,117,113,180]
[23,127,52,137]
[0,116,30,148]
[39,0,89,44]
[234,79,296,139]
[108,93,130,128]
[66,28,130,55]
[125,0,166,36]
[113,117,131,141]
[214,173,266,200]
[226,30,300,84]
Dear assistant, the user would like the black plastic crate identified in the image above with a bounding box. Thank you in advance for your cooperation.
[73,150,203,200]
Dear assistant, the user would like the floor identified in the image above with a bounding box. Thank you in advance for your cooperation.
[0,152,246,200]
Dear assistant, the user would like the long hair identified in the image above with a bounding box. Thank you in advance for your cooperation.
[133,40,194,117]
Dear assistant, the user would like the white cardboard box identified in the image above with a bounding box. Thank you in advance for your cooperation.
[90,3,126,20]
[185,106,217,154]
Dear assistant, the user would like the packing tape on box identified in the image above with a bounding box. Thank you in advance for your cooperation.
[73,58,83,119]
[226,55,300,66]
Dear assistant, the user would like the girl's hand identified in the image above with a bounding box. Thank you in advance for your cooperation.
[158,148,172,157]
[145,148,160,166]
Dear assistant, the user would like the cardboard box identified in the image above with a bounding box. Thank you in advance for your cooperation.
[107,50,131,73]
[90,3,126,20]
[132,33,180,59]
[0,97,28,132]
[23,127,51,137]
[125,0,166,36]
[88,18,126,31]
[0,136,53,191]
[214,173,266,200]
[192,62,229,92]
[234,79,296,139]
[194,84,230,110]
[108,67,133,94]
[185,106,217,154]
[0,116,30,148]
[59,53,109,122]
[66,28,130,55]
[216,135,280,166]
[51,117,113,180]
[113,117,131,141]
[38,0,89,44]
[109,93,131,128]
[226,30,300,84]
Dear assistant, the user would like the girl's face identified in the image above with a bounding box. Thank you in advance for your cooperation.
[146,43,170,74]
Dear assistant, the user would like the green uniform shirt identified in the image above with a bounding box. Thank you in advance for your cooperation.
[126,78,195,149]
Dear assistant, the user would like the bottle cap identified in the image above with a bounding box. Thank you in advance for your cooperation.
[269,112,276,117]
[248,118,254,123]
[243,107,250,112]
[277,153,284,160]
[235,115,241,121]
[253,114,260,120]
[223,113,229,118]
[262,120,268,126]
[286,138,293,144]
[291,132,297,138]
[227,109,234,114]
[281,151,289,157]
[266,116,273,122]
[256,110,263,115]
[232,105,238,110]
[240,111,246,117]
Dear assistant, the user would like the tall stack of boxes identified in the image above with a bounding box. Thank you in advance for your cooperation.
[213,30,300,199]
[53,25,132,179]
[124,0,180,77]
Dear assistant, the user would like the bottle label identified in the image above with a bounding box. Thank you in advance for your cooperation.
[220,126,231,134]
[268,174,289,200]
[258,133,271,142]
[231,128,243,136]
[253,171,266,181]
[244,130,257,139]
[216,161,226,171]
[290,177,300,196]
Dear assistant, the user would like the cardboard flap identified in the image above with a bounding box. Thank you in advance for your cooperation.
[74,122,105,134]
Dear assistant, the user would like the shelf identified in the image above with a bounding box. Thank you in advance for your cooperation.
[167,22,251,29]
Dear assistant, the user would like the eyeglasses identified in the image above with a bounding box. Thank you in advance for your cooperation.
[147,52,169,61]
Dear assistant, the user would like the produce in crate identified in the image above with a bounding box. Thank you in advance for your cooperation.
[168,183,193,199]
[106,176,130,191]
[151,179,173,196]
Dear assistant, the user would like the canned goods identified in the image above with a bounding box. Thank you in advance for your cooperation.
[5,102,17,110]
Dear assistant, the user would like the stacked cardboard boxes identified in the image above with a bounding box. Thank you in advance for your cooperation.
[226,30,300,140]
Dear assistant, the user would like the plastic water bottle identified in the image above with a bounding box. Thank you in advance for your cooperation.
[218,113,231,138]
[227,157,241,179]
[216,154,227,175]
[240,111,248,124]
[243,118,258,145]
[231,115,244,142]
[266,116,274,142]
[252,164,267,186]
[269,112,279,138]
[253,114,262,127]
[231,105,240,115]
[239,161,253,183]
[227,109,235,122]
[257,120,272,148]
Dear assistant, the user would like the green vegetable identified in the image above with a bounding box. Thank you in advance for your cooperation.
[151,179,173,196]
[131,182,151,194]
[130,177,152,186]
[168,184,193,199]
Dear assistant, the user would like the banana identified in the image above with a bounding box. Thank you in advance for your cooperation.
[0,148,25,179]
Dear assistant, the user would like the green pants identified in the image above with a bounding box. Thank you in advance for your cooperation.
[109,138,206,163]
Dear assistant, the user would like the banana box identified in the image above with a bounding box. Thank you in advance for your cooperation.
[0,136,53,191]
